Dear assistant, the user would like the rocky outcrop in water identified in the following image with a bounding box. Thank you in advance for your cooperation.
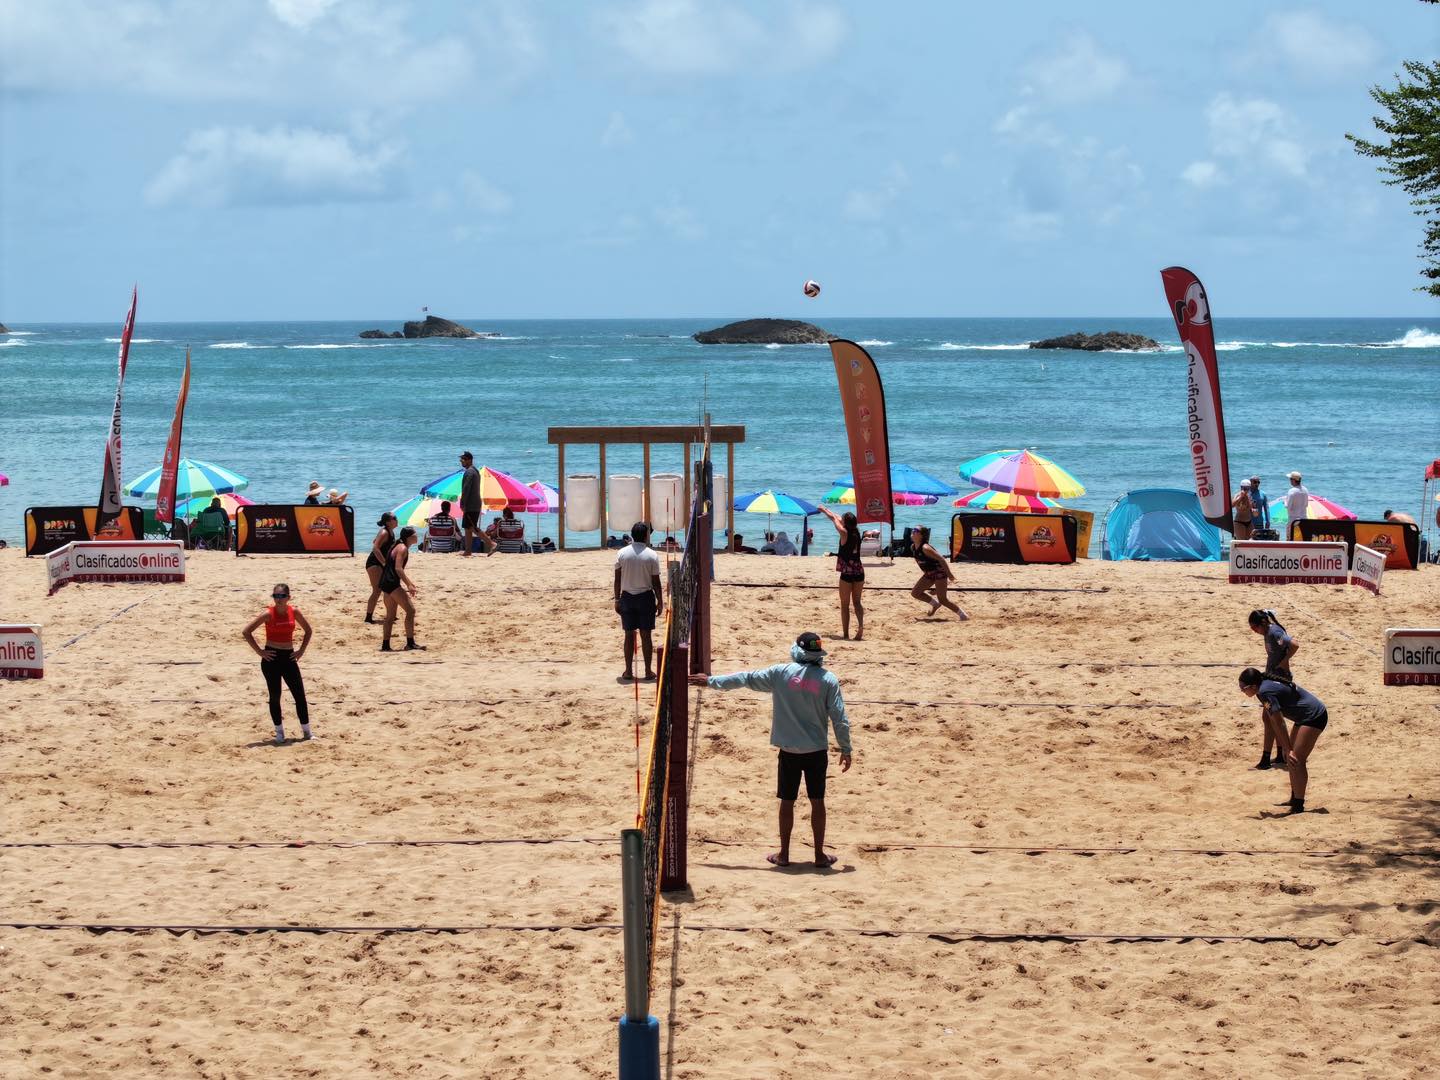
[693,318,835,345]
[1029,331,1160,351]
[358,316,495,340]
[0,323,9,334]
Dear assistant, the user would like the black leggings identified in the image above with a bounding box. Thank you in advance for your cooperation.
[261,649,308,726]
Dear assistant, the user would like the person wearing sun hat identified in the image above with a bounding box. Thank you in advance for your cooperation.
[1284,471,1310,537]
[690,632,853,868]
[304,481,324,506]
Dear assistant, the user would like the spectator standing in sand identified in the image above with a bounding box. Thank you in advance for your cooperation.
[379,526,425,651]
[614,521,663,682]
[690,632,853,868]
[817,505,864,641]
[457,451,495,556]
[1239,667,1328,813]
[1231,480,1253,540]
[304,481,324,506]
[243,583,314,745]
[1248,609,1298,770]
[425,500,462,553]
[910,525,967,621]
[1248,475,1271,533]
[364,512,397,624]
[1284,472,1310,536]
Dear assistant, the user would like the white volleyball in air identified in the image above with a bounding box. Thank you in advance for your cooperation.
[803,279,821,298]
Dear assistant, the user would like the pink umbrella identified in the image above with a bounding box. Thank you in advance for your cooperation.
[0,472,9,487]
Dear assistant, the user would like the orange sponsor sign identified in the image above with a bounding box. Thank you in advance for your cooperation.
[829,340,893,526]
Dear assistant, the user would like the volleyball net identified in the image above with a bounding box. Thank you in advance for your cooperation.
[620,440,712,1075]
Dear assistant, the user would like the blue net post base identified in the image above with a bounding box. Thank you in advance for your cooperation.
[618,1014,660,1079]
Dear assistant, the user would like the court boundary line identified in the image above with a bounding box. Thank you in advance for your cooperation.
[1,920,1432,949]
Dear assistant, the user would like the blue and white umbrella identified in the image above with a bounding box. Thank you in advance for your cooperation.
[123,458,250,502]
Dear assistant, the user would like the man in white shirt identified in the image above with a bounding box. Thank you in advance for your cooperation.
[1284,471,1310,538]
[614,521,663,683]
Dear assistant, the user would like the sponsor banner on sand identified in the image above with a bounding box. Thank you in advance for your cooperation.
[1350,544,1386,595]
[236,504,355,555]
[950,512,1078,565]
[1228,541,1348,585]
[1293,519,1419,570]
[0,625,44,679]
[23,506,143,557]
[47,541,186,595]
[1384,628,1440,686]
[828,340,894,527]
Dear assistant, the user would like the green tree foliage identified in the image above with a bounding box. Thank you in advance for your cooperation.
[1348,58,1440,296]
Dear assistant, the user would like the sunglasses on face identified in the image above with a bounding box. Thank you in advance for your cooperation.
[273,593,288,600]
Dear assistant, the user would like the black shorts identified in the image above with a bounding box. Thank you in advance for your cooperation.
[462,510,480,529]
[777,749,828,801]
[618,590,657,632]
[1292,709,1328,733]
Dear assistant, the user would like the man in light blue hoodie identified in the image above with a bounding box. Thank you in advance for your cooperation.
[690,632,853,868]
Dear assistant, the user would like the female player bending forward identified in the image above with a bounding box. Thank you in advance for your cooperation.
[1238,667,1327,813]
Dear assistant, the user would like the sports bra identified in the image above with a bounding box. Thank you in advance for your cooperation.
[265,603,298,648]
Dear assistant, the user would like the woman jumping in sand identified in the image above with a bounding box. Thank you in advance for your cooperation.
[242,583,314,745]
[817,505,864,640]
[364,512,398,624]
[1248,609,1299,770]
[1238,667,1327,813]
[379,526,425,652]
[910,526,967,621]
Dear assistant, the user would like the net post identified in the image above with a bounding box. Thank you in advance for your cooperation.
[618,829,660,1078]
[661,643,689,892]
[690,458,712,675]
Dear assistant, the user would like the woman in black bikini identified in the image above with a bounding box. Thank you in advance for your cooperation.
[910,525,967,621]
[379,526,425,652]
[818,505,864,640]
[365,512,398,624]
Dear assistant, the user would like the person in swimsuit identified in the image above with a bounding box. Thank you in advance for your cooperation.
[1239,667,1327,813]
[364,513,398,624]
[242,583,314,745]
[910,525,967,621]
[817,505,865,640]
[380,526,425,652]
[1248,609,1299,770]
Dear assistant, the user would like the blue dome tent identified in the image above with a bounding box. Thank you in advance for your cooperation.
[1101,487,1223,562]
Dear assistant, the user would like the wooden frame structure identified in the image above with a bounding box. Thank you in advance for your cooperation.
[547,424,744,550]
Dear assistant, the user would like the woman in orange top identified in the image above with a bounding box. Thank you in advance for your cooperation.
[243,583,314,745]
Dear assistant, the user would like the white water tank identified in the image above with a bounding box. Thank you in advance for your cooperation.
[566,474,600,532]
[649,473,684,532]
[608,474,643,531]
[711,476,728,530]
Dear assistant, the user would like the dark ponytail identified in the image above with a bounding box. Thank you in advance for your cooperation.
[1248,608,1286,634]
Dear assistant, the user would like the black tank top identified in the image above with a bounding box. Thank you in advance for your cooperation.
[838,529,860,561]
[914,544,943,574]
[378,528,395,558]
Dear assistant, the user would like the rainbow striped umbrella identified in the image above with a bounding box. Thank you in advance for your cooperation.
[957,449,1085,498]
[175,493,254,520]
[833,463,956,498]
[526,481,559,511]
[420,465,536,509]
[823,485,938,507]
[1268,494,1357,531]
[390,495,458,529]
[123,458,250,501]
[952,488,1064,513]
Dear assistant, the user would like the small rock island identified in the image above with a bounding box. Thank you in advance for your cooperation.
[1029,331,1160,352]
[693,318,835,345]
[0,323,10,334]
[359,315,495,340]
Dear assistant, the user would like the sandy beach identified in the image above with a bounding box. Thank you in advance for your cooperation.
[2,546,1437,1079]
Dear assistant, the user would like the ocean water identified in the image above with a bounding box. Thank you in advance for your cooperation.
[1,317,1437,551]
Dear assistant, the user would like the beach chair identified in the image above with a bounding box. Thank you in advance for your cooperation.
[859,533,883,558]
[141,508,171,539]
[190,509,231,550]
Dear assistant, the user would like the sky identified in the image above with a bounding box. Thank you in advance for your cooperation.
[2,0,1439,321]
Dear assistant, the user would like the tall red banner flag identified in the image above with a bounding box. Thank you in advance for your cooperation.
[155,347,192,524]
[98,286,137,525]
[829,339,894,526]
[1161,267,1232,534]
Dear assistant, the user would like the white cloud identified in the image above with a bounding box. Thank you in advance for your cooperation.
[1252,10,1381,80]
[654,201,705,241]
[1206,94,1309,178]
[844,164,909,222]
[1182,161,1224,188]
[597,0,846,75]
[1,1,479,105]
[144,125,402,207]
[459,172,513,215]
[1022,33,1131,105]
[602,111,635,148]
[267,0,340,29]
